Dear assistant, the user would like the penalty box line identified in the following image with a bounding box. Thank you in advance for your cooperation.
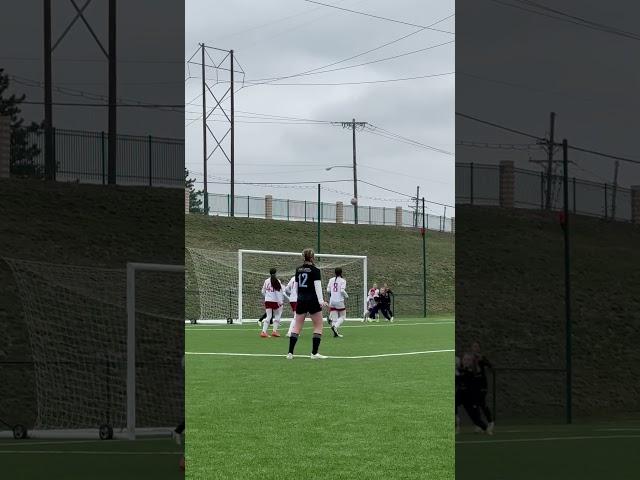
[185,349,454,359]
[456,434,640,445]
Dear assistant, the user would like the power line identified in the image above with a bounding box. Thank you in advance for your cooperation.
[488,0,640,41]
[366,124,454,156]
[455,112,545,141]
[456,140,542,150]
[456,112,640,166]
[302,1,455,33]
[359,179,455,208]
[242,71,454,86]
[247,39,454,83]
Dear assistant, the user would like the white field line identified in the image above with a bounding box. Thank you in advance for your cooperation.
[185,321,454,332]
[0,450,181,455]
[456,434,640,445]
[0,438,169,448]
[185,349,453,359]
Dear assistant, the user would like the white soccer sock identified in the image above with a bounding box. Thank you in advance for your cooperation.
[273,307,283,332]
[262,311,272,333]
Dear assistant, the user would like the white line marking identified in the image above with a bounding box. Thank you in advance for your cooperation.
[0,450,182,455]
[185,321,454,332]
[0,438,169,447]
[185,349,453,359]
[456,434,640,445]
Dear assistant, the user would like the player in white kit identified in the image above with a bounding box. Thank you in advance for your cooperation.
[285,275,299,337]
[327,267,348,338]
[260,268,284,338]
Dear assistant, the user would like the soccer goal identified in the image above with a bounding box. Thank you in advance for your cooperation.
[3,258,184,441]
[187,248,368,324]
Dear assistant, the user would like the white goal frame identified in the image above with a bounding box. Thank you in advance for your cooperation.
[126,262,184,441]
[237,249,367,324]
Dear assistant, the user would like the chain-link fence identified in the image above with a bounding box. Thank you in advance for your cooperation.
[199,192,454,233]
[456,162,634,222]
[11,128,183,188]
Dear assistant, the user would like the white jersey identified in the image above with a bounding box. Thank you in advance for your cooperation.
[285,276,297,303]
[327,276,347,306]
[262,278,284,304]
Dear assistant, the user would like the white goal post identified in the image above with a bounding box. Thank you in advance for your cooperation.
[3,258,184,441]
[187,248,368,324]
[126,262,184,440]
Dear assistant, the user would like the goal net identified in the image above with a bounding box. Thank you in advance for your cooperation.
[4,258,184,440]
[187,248,367,324]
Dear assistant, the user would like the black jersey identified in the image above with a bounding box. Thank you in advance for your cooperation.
[379,292,392,308]
[295,263,322,302]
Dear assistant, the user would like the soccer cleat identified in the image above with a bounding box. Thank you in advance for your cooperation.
[390,317,394,322]
[334,332,343,338]
[286,353,293,360]
[474,426,483,433]
[310,353,328,359]
[487,422,495,435]
[271,331,281,337]
[259,332,269,338]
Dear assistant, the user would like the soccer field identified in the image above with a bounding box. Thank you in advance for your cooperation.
[186,316,454,480]
[0,437,182,479]
[456,423,640,479]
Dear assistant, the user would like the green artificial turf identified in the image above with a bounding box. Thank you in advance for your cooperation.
[186,316,454,480]
[456,423,640,479]
[0,437,183,479]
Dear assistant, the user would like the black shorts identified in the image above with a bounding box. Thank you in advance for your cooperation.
[295,298,322,315]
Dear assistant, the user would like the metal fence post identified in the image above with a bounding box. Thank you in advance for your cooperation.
[287,199,290,221]
[604,183,608,219]
[247,195,250,218]
[304,200,307,222]
[148,135,152,187]
[572,178,576,214]
[540,171,544,210]
[470,162,474,205]
[101,131,106,185]
[369,206,372,224]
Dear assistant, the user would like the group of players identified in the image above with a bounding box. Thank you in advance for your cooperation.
[455,342,495,435]
[257,248,393,359]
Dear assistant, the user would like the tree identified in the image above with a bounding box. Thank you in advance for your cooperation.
[0,69,43,178]
[185,168,204,213]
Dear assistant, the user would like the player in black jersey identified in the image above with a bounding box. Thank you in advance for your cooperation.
[471,341,494,432]
[458,353,491,434]
[286,248,328,360]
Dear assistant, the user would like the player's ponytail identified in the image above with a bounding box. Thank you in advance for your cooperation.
[302,248,315,264]
[335,267,342,277]
[269,267,281,291]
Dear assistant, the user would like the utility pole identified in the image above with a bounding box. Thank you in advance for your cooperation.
[334,119,367,224]
[611,160,620,220]
[545,112,556,210]
[352,118,358,224]
[201,44,208,214]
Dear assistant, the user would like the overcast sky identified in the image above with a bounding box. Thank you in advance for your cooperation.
[457,0,640,189]
[185,0,455,215]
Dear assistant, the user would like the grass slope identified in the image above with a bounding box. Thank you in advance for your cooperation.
[456,205,640,420]
[185,214,454,317]
[186,317,454,480]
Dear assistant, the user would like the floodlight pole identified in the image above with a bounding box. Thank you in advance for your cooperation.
[201,44,208,215]
[562,138,572,425]
[422,197,427,318]
[317,183,321,253]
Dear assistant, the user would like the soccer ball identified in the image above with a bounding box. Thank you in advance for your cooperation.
[350,197,358,206]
